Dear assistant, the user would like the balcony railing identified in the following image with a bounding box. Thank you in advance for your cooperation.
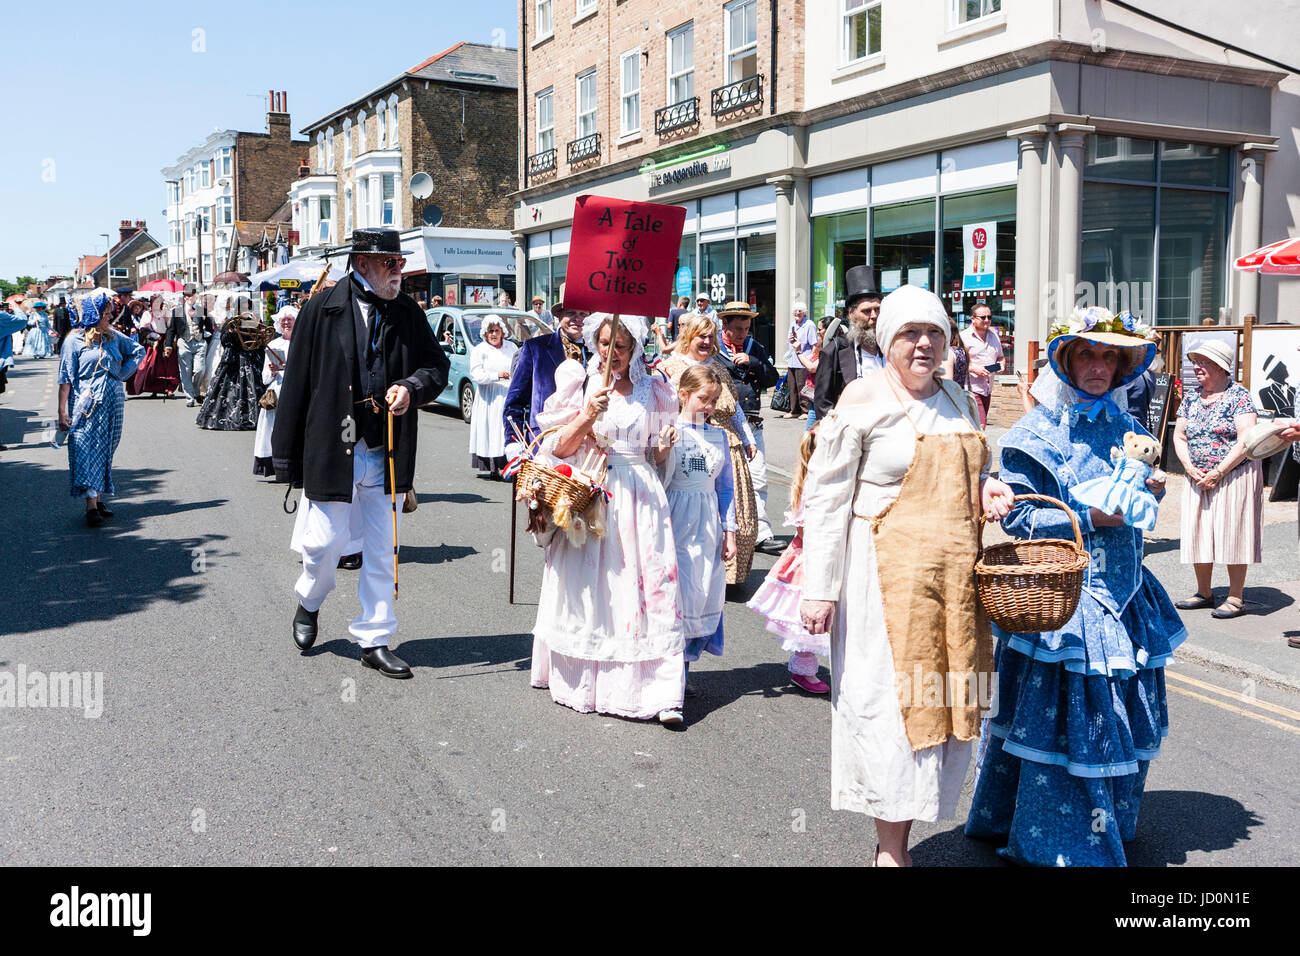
[526,148,556,180]
[566,132,601,164]
[710,75,764,117]
[655,97,700,135]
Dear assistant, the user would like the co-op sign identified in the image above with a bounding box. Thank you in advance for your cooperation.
[647,154,731,190]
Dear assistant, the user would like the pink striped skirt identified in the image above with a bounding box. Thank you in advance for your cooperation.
[1179,459,1263,565]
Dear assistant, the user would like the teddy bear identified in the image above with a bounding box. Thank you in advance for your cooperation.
[1068,431,1165,532]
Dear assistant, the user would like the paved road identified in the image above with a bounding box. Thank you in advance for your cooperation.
[1,355,1296,865]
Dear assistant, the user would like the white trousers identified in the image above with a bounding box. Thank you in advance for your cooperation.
[749,423,773,542]
[292,442,402,648]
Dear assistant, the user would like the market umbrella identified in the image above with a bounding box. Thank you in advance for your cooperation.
[212,271,251,288]
[1234,237,1300,276]
[137,278,185,293]
[248,258,347,292]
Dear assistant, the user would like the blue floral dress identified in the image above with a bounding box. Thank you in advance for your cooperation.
[58,330,145,497]
[965,398,1186,866]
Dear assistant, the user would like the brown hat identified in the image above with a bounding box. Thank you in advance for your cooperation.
[717,300,756,320]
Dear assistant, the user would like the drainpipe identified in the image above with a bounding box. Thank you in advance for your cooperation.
[769,0,778,115]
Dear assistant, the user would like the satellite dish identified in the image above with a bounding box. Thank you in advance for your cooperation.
[421,204,443,227]
[409,172,433,200]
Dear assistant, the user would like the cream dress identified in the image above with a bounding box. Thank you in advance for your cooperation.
[801,380,986,822]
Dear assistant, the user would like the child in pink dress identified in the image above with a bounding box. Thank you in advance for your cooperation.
[747,431,831,694]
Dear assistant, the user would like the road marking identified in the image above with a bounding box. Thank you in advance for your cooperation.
[1166,670,1300,721]
[1167,684,1300,736]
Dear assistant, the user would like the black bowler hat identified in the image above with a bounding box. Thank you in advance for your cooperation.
[844,265,879,308]
[114,286,134,296]
[345,228,414,257]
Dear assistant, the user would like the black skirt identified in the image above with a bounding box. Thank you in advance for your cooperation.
[196,347,264,431]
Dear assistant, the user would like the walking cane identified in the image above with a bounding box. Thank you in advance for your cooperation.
[387,407,399,601]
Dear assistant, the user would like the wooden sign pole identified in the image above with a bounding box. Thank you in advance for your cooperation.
[601,313,622,388]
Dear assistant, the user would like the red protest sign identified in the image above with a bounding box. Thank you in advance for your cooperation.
[562,195,686,316]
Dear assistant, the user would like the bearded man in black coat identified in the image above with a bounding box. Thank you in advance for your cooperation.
[272,228,449,678]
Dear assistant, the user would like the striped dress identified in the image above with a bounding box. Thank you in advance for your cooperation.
[1177,383,1262,565]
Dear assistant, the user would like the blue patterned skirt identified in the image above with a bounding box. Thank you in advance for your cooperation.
[964,569,1186,865]
[67,383,125,498]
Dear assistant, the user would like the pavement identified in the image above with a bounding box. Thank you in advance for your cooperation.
[1,355,1297,866]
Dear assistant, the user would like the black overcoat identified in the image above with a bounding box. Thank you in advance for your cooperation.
[272,276,448,500]
[813,335,861,421]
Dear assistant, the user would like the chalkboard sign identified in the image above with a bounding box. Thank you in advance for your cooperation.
[1147,373,1175,442]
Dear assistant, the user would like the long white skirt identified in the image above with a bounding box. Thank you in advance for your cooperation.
[1179,459,1263,565]
[531,455,685,719]
[830,515,972,823]
[469,380,508,466]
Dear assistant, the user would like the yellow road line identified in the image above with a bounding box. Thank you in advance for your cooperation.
[1167,685,1300,736]
[1166,670,1300,721]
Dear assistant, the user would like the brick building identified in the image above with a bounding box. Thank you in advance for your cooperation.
[291,42,519,306]
[162,93,308,285]
[85,221,161,290]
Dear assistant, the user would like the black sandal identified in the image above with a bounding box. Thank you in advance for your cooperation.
[1175,593,1213,610]
[1211,597,1245,619]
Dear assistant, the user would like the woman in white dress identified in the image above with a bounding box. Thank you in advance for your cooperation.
[468,315,519,477]
[800,285,1014,866]
[253,306,295,479]
[527,313,687,725]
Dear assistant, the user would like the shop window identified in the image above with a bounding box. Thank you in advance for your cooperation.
[872,198,936,295]
[1085,135,1156,183]
[1160,142,1230,188]
[940,187,1016,370]
[1157,189,1226,324]
[668,22,694,104]
[724,0,758,84]
[702,239,736,308]
[1081,183,1156,318]
[812,210,867,317]
[843,0,882,63]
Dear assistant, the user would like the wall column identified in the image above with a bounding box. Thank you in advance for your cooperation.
[769,174,797,367]
[1009,125,1047,376]
[1236,144,1276,322]
[1056,123,1094,324]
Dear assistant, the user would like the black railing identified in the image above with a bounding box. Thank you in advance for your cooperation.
[566,132,601,164]
[710,75,763,117]
[526,148,556,179]
[655,97,700,134]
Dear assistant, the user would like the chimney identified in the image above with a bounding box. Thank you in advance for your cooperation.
[119,219,134,244]
[267,90,291,140]
[134,220,146,230]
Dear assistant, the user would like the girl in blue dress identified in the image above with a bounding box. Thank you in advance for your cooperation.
[57,292,145,526]
[965,308,1186,866]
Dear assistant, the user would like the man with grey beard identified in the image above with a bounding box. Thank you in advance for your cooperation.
[813,265,883,421]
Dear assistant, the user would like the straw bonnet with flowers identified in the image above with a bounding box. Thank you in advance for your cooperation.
[964,305,1185,867]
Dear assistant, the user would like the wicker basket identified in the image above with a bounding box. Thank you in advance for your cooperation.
[515,426,597,519]
[975,494,1090,634]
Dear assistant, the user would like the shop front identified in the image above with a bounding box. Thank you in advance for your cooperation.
[810,141,1020,371]
[409,227,516,309]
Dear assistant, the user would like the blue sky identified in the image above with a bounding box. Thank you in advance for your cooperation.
[0,0,518,279]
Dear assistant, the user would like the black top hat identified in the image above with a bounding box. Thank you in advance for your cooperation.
[844,265,879,307]
[345,228,414,257]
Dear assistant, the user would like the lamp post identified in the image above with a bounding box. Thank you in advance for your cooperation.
[100,233,111,289]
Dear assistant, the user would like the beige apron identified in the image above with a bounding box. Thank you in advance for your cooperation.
[865,380,994,750]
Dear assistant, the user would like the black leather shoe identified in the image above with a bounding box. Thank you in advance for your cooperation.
[361,646,412,679]
[293,604,318,651]
[337,553,362,570]
[85,509,103,527]
[96,502,114,518]
[755,538,785,556]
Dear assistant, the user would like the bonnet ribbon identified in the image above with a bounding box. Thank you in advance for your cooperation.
[1073,389,1122,422]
